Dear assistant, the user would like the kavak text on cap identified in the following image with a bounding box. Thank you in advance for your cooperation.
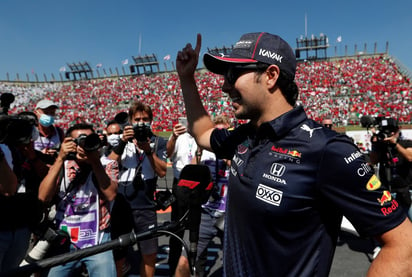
[204,32,296,78]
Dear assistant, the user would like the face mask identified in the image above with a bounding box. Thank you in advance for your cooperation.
[107,134,122,147]
[39,114,55,127]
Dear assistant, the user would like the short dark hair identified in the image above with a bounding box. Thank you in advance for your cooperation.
[128,101,153,122]
[66,123,94,137]
[255,63,299,106]
[106,119,119,128]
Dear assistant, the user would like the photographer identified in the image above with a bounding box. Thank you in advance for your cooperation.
[369,123,412,218]
[33,99,64,161]
[0,110,50,272]
[38,123,118,277]
[108,101,167,277]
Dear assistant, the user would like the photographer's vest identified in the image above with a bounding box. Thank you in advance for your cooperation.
[55,161,107,249]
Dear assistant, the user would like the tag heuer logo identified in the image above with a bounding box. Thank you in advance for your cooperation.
[270,163,285,177]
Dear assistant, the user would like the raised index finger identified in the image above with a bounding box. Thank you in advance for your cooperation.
[194,33,202,55]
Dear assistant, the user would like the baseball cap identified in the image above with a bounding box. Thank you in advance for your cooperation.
[35,99,58,110]
[204,32,296,78]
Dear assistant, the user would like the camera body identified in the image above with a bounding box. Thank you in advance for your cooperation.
[361,116,399,143]
[74,133,101,151]
[155,189,176,211]
[0,114,35,145]
[133,122,151,142]
[374,117,399,142]
[66,133,101,160]
[20,212,71,266]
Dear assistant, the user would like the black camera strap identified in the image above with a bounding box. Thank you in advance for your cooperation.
[152,136,169,189]
[60,163,94,201]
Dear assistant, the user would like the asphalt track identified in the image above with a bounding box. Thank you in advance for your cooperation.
[125,169,375,277]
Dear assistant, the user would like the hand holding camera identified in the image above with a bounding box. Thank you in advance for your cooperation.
[63,133,101,160]
[57,137,77,161]
[121,125,135,142]
[380,132,398,146]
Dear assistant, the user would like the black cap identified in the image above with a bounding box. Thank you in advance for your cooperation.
[204,32,296,77]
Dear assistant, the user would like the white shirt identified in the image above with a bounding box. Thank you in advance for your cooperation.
[171,132,197,179]
[119,141,157,182]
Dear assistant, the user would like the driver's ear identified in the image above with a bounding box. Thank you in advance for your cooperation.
[265,65,280,90]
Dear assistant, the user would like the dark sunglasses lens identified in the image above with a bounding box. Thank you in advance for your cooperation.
[225,68,235,85]
[225,64,260,85]
[226,67,244,85]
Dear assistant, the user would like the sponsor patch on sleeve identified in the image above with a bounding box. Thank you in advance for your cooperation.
[366,175,381,191]
[377,190,392,205]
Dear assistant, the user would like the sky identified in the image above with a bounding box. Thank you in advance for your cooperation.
[1,0,411,81]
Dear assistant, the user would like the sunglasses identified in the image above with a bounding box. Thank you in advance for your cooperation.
[224,64,263,85]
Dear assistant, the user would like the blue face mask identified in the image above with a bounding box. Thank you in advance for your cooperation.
[39,114,55,127]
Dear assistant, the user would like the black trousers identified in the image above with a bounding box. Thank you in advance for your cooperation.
[168,177,187,276]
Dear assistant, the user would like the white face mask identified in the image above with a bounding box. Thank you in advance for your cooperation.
[107,134,122,147]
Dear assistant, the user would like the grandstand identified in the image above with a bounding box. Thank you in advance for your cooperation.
[0,52,411,134]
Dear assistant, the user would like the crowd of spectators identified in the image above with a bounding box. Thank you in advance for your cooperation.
[1,54,411,132]
[297,55,411,126]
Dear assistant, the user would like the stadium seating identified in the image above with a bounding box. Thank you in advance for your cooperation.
[1,54,411,132]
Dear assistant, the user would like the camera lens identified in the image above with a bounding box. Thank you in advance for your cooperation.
[82,133,101,152]
[133,122,150,142]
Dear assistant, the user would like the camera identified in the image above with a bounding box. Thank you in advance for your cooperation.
[20,208,71,266]
[0,93,37,145]
[66,133,102,160]
[74,133,102,151]
[0,114,36,145]
[155,189,176,211]
[133,122,151,142]
[20,225,71,266]
[114,111,129,131]
[360,116,399,142]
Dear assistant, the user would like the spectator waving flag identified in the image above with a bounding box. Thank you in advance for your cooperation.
[164,54,171,61]
[122,59,129,65]
[96,63,103,68]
